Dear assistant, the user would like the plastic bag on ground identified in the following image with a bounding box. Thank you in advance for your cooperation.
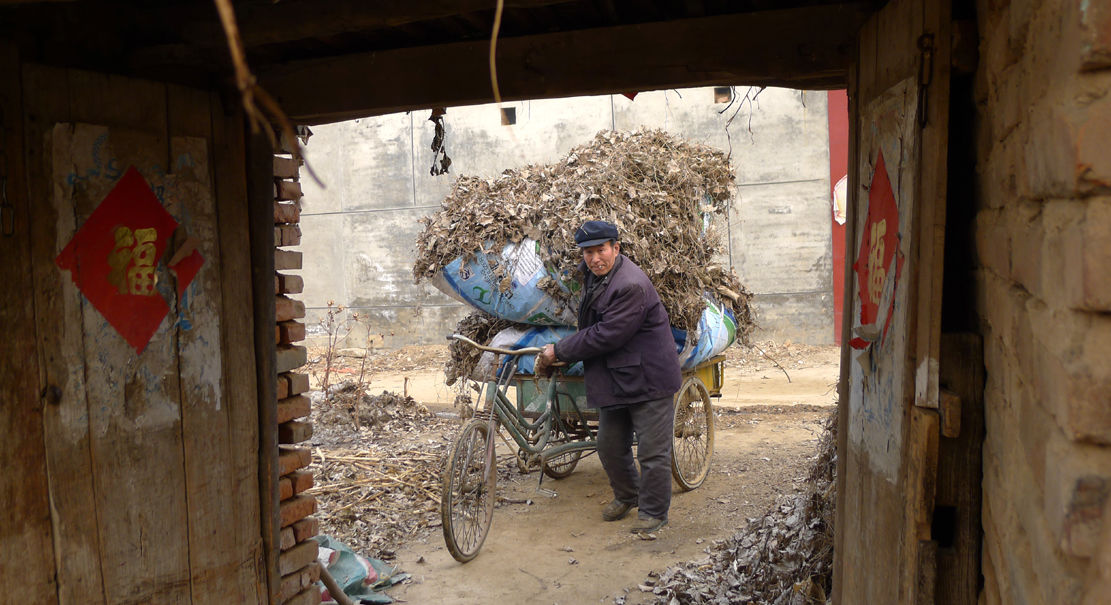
[313,535,409,604]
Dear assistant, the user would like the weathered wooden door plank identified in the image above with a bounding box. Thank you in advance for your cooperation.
[209,92,268,602]
[23,62,109,605]
[0,41,58,604]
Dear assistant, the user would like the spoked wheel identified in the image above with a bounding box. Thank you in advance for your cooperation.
[441,419,497,562]
[542,450,582,479]
[671,376,715,490]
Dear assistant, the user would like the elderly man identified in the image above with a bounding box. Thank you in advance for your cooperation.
[535,220,681,534]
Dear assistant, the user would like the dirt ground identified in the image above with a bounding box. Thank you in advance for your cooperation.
[304,342,839,604]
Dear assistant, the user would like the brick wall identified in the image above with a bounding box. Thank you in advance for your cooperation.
[974,0,1111,602]
[273,132,321,605]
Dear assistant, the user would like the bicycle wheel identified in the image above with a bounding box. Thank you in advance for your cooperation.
[441,419,497,562]
[671,376,715,490]
[542,450,582,479]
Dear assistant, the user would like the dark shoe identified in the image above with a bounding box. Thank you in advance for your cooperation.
[630,517,667,534]
[602,499,635,521]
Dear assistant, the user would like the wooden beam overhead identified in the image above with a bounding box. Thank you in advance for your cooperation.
[262,4,870,124]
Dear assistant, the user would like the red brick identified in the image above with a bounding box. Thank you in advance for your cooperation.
[277,395,311,424]
[276,180,303,202]
[284,586,322,605]
[278,224,302,247]
[1064,199,1111,311]
[277,345,307,373]
[306,561,321,583]
[289,470,314,495]
[287,373,310,396]
[279,321,306,344]
[280,527,295,551]
[278,446,312,475]
[278,273,304,295]
[292,517,320,543]
[279,477,294,501]
[277,374,291,399]
[279,537,318,574]
[274,156,301,179]
[276,296,306,322]
[279,420,313,444]
[274,201,300,225]
[278,569,304,602]
[280,495,317,529]
[1080,0,1111,70]
[275,249,302,270]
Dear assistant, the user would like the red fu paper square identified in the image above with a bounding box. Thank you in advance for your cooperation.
[55,166,203,354]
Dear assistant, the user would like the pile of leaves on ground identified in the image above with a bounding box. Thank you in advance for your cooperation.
[309,387,454,559]
[638,408,838,605]
[412,128,754,336]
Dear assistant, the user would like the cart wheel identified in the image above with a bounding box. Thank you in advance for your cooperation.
[542,450,582,479]
[441,419,497,562]
[671,376,714,490]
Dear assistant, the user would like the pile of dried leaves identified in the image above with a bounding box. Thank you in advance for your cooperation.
[308,440,448,559]
[413,129,754,336]
[309,387,454,558]
[314,383,436,437]
[641,409,838,605]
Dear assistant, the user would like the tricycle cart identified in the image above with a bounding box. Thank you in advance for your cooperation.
[440,334,723,562]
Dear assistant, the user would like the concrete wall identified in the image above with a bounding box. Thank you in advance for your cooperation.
[297,86,833,349]
[974,0,1111,602]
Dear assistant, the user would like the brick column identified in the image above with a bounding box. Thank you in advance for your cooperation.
[273,130,321,605]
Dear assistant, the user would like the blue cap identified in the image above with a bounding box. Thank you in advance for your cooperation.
[574,220,619,248]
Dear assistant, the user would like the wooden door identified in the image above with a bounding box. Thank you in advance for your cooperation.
[833,0,951,602]
[4,60,266,604]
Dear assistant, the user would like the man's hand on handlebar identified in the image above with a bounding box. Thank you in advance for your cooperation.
[535,343,558,377]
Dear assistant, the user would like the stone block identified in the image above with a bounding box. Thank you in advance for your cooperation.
[1045,436,1111,558]
[1075,93,1111,193]
[1031,312,1111,445]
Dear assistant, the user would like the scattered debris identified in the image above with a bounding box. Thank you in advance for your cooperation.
[412,129,754,337]
[640,409,838,604]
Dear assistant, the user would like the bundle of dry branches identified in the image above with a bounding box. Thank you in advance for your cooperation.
[413,129,754,336]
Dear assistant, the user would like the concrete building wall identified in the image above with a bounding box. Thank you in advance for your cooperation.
[974,0,1111,602]
[297,86,833,349]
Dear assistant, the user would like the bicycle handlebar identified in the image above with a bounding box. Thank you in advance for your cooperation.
[447,334,543,356]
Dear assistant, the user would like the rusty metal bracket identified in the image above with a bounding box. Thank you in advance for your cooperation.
[917,33,935,128]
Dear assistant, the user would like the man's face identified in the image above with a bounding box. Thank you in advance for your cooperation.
[582,241,620,276]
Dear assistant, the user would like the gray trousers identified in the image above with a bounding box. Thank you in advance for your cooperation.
[597,394,675,521]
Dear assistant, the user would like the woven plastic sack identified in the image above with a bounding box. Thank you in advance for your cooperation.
[430,239,580,325]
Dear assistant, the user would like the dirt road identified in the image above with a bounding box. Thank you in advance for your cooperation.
[305,343,840,604]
